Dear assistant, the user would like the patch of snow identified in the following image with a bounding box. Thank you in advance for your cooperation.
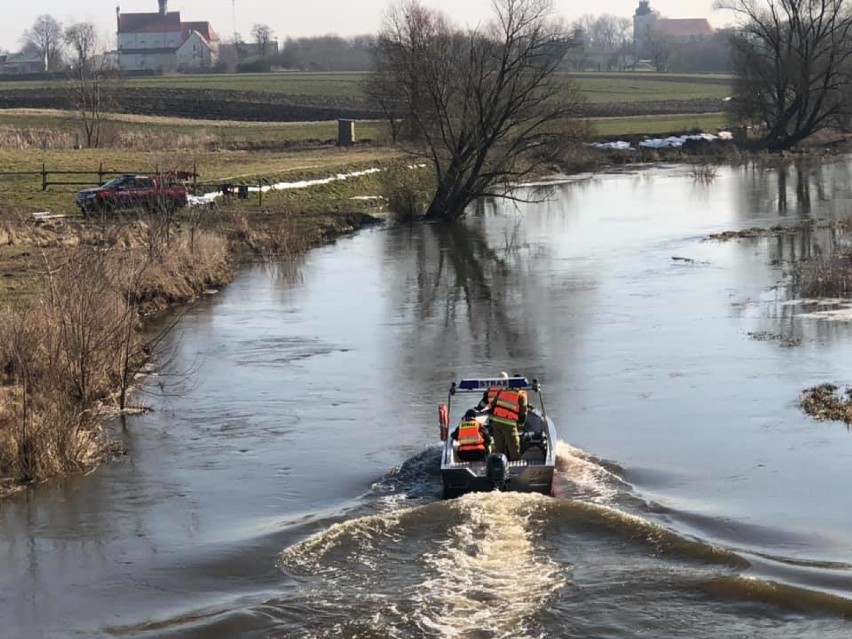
[188,167,383,207]
[589,140,634,151]
[639,133,721,149]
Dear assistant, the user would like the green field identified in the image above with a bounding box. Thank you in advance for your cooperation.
[590,113,728,136]
[0,71,733,104]
[570,75,731,103]
[0,108,727,151]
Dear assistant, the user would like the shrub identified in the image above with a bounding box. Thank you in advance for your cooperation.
[378,165,434,222]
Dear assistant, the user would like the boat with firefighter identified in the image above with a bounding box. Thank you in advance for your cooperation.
[438,376,557,499]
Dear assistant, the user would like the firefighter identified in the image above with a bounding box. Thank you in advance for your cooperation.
[452,409,491,461]
[483,386,526,461]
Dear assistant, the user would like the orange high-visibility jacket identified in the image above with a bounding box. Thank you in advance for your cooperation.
[457,420,487,454]
[489,388,522,428]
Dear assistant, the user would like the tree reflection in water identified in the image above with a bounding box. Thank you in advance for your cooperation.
[382,191,596,389]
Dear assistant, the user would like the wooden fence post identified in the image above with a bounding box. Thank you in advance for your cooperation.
[258,182,263,207]
[42,163,47,191]
[98,161,104,185]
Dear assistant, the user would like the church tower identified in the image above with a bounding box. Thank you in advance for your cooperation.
[633,0,658,59]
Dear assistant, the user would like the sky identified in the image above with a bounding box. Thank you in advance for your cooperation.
[1,0,737,51]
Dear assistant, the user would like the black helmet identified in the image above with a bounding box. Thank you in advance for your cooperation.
[464,409,477,420]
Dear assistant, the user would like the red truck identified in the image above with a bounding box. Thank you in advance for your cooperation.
[75,173,189,217]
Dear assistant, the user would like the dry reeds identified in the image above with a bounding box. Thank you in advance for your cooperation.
[0,124,217,152]
[793,252,852,298]
[0,218,234,487]
[800,384,852,424]
[378,165,433,222]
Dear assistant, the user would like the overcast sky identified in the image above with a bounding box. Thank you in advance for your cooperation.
[1,0,736,51]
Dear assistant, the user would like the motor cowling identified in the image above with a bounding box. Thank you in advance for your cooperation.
[486,453,509,491]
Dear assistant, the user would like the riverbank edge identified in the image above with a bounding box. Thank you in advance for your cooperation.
[0,209,384,502]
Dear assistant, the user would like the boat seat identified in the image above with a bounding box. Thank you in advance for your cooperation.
[520,427,547,460]
[456,445,488,462]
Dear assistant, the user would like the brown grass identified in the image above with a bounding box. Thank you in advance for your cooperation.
[794,251,852,298]
[0,218,233,487]
[800,384,852,424]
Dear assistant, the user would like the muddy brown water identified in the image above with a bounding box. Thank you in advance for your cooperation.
[4,161,852,638]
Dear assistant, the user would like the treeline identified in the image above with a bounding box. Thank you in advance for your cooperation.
[225,35,376,73]
[277,35,375,72]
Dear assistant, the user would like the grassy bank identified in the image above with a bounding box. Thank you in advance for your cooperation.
[0,193,385,496]
[0,220,233,494]
[0,145,401,215]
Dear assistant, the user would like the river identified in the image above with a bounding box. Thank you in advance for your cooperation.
[3,160,852,638]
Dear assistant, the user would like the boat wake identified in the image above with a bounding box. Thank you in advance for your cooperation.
[552,441,629,504]
[411,493,565,639]
[276,492,565,639]
[135,443,852,638]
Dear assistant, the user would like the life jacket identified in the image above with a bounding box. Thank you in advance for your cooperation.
[489,388,522,428]
[457,420,486,454]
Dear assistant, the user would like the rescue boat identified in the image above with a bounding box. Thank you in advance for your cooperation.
[438,376,557,499]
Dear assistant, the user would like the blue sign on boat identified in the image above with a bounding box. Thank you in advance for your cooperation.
[458,377,531,391]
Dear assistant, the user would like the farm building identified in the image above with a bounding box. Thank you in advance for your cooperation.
[0,51,46,75]
[116,0,220,71]
[633,1,714,59]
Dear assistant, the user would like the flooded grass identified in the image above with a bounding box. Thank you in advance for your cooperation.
[800,384,852,424]
[707,220,830,242]
[794,252,852,299]
[747,331,802,348]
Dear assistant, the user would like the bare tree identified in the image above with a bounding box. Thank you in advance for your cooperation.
[612,18,635,70]
[563,24,587,70]
[647,31,673,72]
[365,62,407,142]
[718,0,852,150]
[22,14,64,72]
[372,0,580,221]
[570,14,632,71]
[64,22,117,148]
[251,23,275,57]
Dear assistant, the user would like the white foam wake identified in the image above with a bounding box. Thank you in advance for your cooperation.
[553,441,624,504]
[411,492,565,639]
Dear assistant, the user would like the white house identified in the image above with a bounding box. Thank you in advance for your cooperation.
[117,0,219,71]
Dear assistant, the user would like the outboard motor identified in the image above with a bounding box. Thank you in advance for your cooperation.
[486,453,509,491]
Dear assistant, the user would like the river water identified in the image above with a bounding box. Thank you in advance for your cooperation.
[4,160,852,638]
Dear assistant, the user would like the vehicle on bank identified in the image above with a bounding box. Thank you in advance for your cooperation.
[438,376,557,499]
[76,173,189,216]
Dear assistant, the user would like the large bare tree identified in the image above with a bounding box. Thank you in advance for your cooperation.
[251,24,275,57]
[22,14,64,72]
[64,22,117,148]
[719,0,852,150]
[372,0,579,221]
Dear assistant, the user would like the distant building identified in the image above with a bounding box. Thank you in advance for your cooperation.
[633,1,714,59]
[116,0,220,71]
[0,50,46,75]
